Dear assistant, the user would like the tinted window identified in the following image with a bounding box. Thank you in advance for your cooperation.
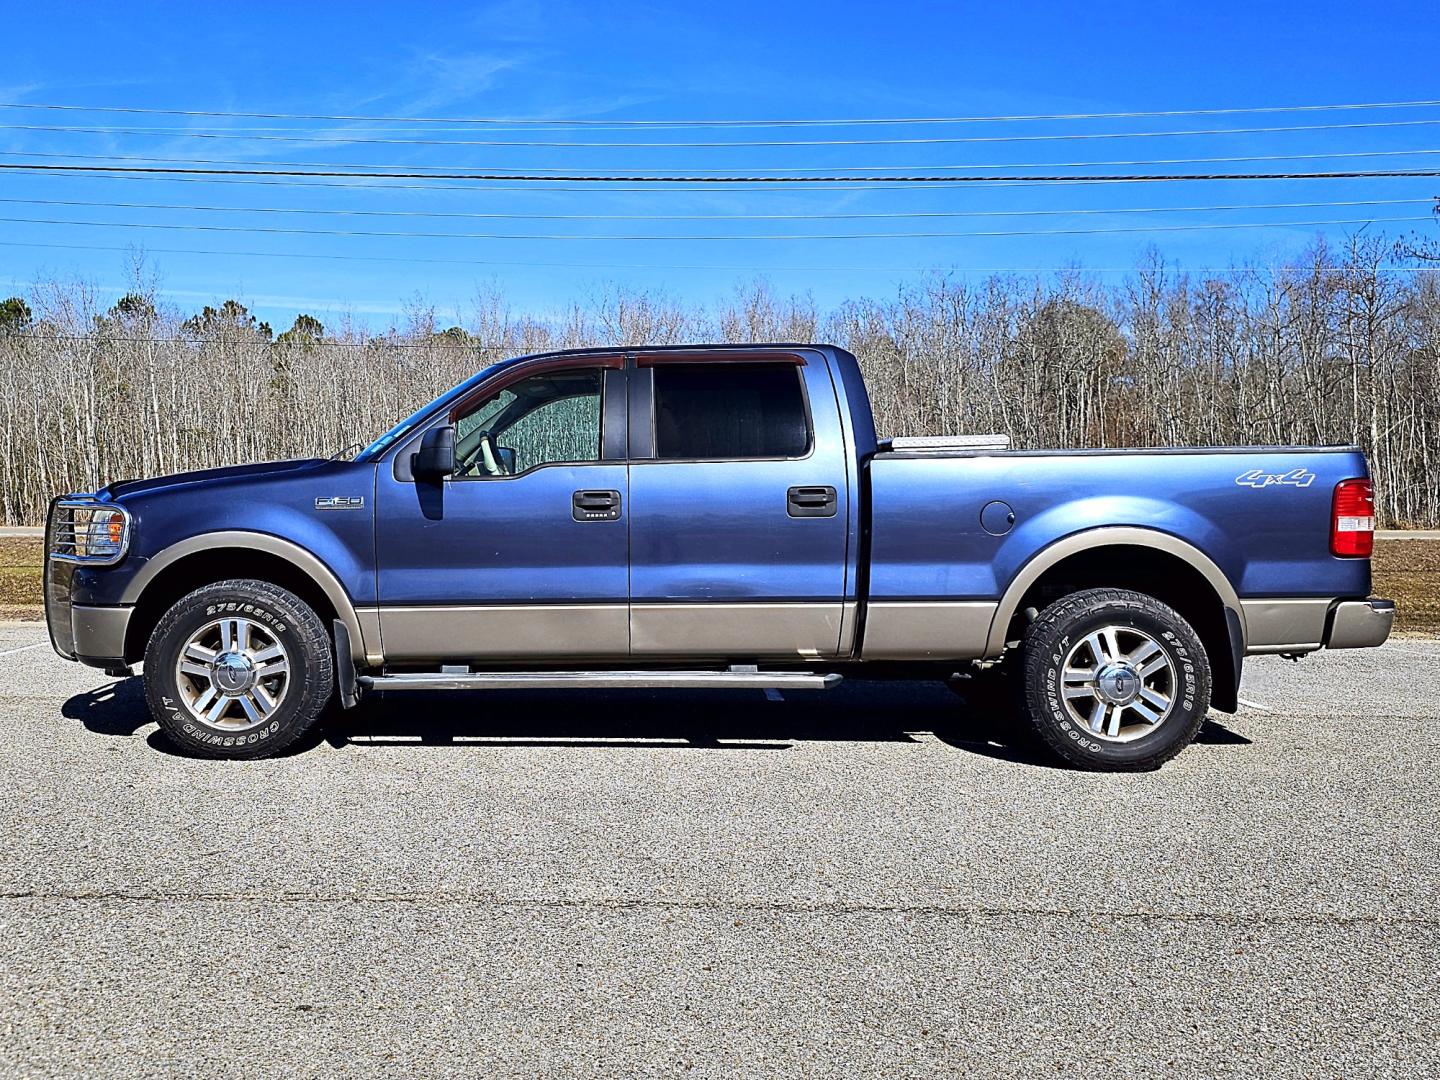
[653,363,809,460]
[453,368,602,476]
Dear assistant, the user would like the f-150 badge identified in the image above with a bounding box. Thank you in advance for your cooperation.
[315,496,366,510]
[1235,468,1316,489]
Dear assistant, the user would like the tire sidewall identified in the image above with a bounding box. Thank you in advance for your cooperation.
[1025,594,1209,769]
[144,582,331,758]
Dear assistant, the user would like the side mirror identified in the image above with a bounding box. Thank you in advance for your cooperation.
[413,425,455,479]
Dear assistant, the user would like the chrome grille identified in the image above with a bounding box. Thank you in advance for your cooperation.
[46,496,131,566]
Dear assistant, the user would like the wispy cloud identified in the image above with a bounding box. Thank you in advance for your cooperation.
[0,82,44,101]
[344,47,530,116]
[464,0,582,43]
[73,48,533,168]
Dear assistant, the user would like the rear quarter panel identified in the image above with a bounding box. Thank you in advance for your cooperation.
[866,447,1372,604]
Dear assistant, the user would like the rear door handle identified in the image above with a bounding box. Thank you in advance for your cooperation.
[787,485,837,518]
[573,489,622,521]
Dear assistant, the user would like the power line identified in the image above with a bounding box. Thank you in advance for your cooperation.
[0,195,1429,223]
[18,168,1379,196]
[2,212,1430,240]
[8,145,1440,175]
[6,243,1437,277]
[10,117,1440,147]
[5,97,1440,127]
[0,167,1013,194]
[6,163,1440,184]
[11,332,492,347]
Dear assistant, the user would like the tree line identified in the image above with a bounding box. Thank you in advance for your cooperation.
[1,235,1438,527]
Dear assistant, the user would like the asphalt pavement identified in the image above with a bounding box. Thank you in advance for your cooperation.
[0,620,1436,1078]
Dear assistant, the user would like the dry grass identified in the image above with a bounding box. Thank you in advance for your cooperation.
[2,536,1435,633]
[0,539,41,610]
[1373,539,1440,636]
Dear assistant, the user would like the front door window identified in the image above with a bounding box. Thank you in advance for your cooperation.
[453,368,603,476]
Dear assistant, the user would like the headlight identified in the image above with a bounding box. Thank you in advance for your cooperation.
[47,498,132,566]
[85,509,128,560]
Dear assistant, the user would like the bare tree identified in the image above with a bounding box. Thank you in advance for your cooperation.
[2,236,1438,527]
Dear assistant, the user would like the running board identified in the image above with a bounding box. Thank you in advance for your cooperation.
[357,669,843,692]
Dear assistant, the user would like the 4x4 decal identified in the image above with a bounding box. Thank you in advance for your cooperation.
[1235,468,1316,489]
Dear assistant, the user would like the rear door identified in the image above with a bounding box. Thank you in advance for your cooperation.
[626,351,851,658]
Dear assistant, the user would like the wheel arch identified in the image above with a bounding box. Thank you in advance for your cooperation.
[120,532,370,665]
[987,527,1245,712]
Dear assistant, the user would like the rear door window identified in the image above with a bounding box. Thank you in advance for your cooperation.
[652,363,809,460]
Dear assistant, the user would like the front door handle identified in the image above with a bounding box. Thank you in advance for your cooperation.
[573,489,622,521]
[787,485,837,518]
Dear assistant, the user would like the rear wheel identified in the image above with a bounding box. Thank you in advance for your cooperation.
[1020,588,1210,771]
[143,578,334,759]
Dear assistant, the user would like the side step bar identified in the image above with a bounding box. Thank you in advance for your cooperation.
[357,669,843,692]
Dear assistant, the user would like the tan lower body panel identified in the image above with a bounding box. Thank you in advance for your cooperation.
[860,600,998,661]
[356,608,384,665]
[372,599,982,663]
[836,600,859,658]
[629,602,844,658]
[376,604,629,662]
[1240,598,1333,654]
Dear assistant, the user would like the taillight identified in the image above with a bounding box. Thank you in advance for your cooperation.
[1331,478,1375,558]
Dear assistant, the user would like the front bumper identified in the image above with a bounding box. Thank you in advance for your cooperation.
[44,551,134,669]
[45,553,133,667]
[44,493,137,669]
[1325,598,1395,649]
[71,604,133,664]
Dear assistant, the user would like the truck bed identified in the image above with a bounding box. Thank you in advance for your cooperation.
[863,441,1372,659]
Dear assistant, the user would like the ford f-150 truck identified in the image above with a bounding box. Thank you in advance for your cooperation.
[44,343,1394,769]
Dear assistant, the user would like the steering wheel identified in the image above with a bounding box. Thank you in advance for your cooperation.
[477,432,511,476]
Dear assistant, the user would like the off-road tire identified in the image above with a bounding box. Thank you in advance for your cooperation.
[1020,588,1211,771]
[143,578,334,759]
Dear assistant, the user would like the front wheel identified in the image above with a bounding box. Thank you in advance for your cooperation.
[1020,588,1211,771]
[143,578,334,759]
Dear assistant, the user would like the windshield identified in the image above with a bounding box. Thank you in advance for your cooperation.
[353,358,516,462]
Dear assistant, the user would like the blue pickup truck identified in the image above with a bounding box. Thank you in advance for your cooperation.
[44,343,1393,769]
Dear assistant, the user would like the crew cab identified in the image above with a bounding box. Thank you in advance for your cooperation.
[44,343,1394,769]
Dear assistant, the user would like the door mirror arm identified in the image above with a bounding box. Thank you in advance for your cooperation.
[412,424,456,479]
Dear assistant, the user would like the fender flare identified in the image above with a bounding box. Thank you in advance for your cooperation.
[120,531,371,664]
[984,526,1246,658]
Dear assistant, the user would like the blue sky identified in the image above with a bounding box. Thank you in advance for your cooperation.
[3,0,1439,330]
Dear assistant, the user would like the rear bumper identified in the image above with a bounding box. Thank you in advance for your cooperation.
[1241,596,1394,654]
[1325,598,1395,650]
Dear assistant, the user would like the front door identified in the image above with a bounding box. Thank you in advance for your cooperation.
[374,360,630,662]
[626,353,851,658]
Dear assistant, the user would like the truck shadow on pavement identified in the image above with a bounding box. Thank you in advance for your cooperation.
[61,676,153,737]
[62,676,1252,769]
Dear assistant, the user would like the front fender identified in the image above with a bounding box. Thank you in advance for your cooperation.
[118,531,372,664]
